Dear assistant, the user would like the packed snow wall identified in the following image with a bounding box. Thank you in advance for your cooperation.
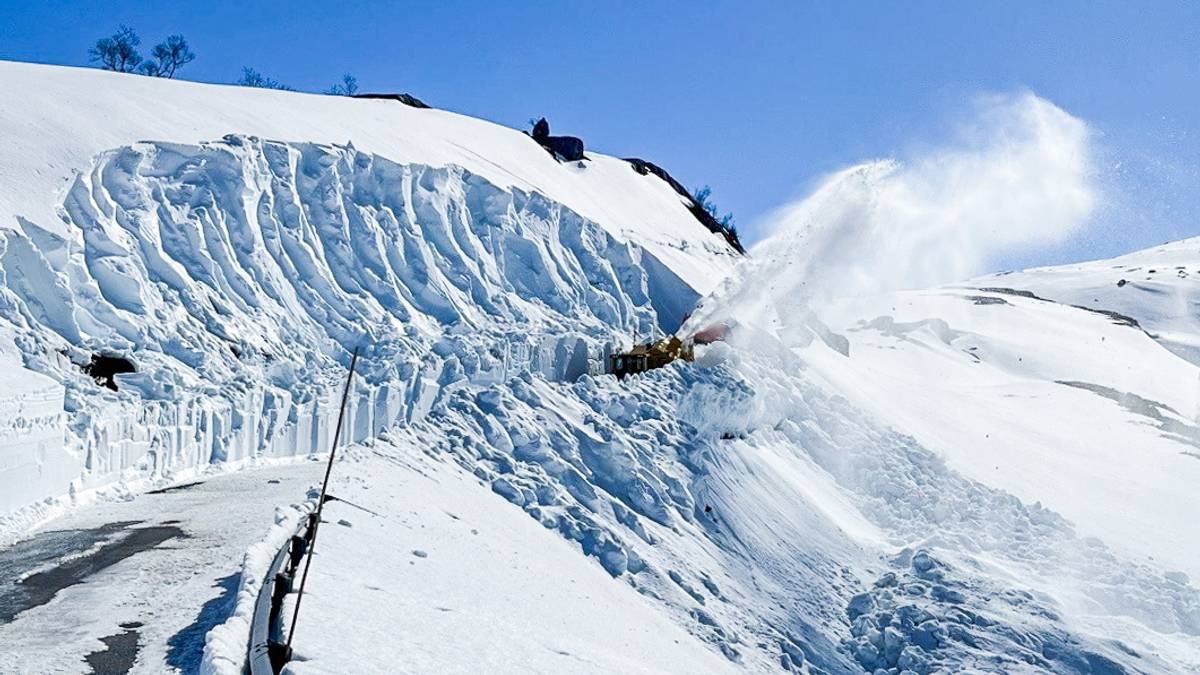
[0,135,700,515]
[0,336,70,513]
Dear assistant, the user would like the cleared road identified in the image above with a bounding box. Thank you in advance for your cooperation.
[0,461,321,674]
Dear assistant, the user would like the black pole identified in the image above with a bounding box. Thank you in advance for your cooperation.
[285,344,360,655]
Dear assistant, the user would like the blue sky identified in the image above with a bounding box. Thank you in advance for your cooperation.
[1,1,1197,267]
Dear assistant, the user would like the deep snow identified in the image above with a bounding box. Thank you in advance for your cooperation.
[1,61,1198,675]
[0,60,736,534]
[281,444,738,675]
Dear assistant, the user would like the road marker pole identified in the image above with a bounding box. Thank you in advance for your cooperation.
[284,344,360,655]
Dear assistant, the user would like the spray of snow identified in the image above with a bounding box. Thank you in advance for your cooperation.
[685,92,1097,341]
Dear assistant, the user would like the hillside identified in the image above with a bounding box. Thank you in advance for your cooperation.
[0,61,1197,675]
[0,60,738,523]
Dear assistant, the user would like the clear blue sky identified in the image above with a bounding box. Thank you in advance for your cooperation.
[1,1,1197,266]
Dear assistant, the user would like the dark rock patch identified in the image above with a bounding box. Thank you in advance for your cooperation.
[82,353,136,391]
[529,117,586,162]
[351,92,431,109]
[625,157,744,253]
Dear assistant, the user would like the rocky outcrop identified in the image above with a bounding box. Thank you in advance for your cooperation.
[625,158,745,254]
[352,92,431,109]
[530,117,586,162]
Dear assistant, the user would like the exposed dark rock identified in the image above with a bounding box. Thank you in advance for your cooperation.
[82,353,136,391]
[351,92,431,109]
[625,157,745,254]
[528,117,587,162]
[542,135,585,161]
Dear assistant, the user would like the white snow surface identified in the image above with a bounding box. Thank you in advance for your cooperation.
[282,444,738,675]
[0,61,734,293]
[0,59,735,530]
[2,61,1199,675]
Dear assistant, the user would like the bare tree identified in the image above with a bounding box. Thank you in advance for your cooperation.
[89,26,142,73]
[326,73,359,96]
[140,35,195,78]
[236,67,293,91]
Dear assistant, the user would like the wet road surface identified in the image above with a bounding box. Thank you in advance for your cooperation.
[0,461,320,674]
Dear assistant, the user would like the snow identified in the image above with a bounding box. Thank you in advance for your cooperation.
[201,487,316,675]
[252,318,1199,672]
[2,60,1198,675]
[282,444,738,674]
[0,335,71,513]
[0,60,736,293]
[976,237,1200,364]
[801,284,1200,581]
[0,59,735,529]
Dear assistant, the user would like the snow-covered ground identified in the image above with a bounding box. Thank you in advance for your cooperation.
[0,60,736,531]
[282,443,738,675]
[2,60,1199,675]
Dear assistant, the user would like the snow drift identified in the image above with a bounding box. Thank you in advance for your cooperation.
[2,61,1198,674]
[0,60,737,527]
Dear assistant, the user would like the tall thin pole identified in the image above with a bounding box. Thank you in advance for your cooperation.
[285,344,360,653]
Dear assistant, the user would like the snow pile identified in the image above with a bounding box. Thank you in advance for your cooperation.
[366,335,1198,672]
[0,333,69,513]
[0,60,735,523]
[201,488,317,675]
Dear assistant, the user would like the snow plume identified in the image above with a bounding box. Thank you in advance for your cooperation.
[685,92,1097,341]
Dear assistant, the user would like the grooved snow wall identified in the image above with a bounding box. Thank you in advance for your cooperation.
[0,61,735,517]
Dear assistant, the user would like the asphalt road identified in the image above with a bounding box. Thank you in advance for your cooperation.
[0,461,321,674]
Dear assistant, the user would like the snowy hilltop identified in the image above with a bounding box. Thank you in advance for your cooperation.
[0,61,1197,675]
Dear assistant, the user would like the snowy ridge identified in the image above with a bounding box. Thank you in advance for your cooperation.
[974,237,1200,365]
[0,61,737,293]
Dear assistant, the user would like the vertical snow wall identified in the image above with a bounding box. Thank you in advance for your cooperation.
[0,136,700,516]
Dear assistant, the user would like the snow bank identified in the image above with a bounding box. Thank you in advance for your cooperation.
[0,61,736,293]
[310,326,1198,672]
[201,489,318,675]
[0,334,71,513]
[0,60,730,521]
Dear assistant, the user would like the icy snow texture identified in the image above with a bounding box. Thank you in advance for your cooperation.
[0,59,738,522]
[0,61,735,293]
[2,62,1198,673]
[0,132,706,518]
[0,334,68,513]
[344,334,1199,672]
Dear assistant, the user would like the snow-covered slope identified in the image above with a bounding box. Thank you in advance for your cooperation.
[978,237,1200,364]
[3,60,1198,675]
[0,61,734,293]
[0,60,737,525]
[805,280,1200,581]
